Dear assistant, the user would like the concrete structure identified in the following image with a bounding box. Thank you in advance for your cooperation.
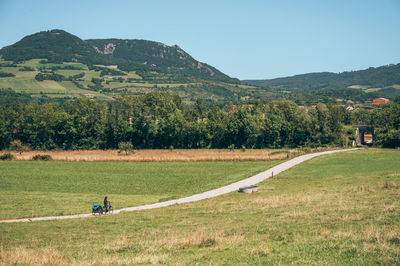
[353,125,374,146]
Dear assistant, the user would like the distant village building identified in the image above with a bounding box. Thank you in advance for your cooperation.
[373,98,390,106]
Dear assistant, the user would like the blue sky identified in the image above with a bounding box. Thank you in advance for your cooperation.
[0,0,399,79]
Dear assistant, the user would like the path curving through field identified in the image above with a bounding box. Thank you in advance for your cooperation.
[0,148,360,223]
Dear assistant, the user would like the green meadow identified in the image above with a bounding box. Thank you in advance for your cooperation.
[0,161,277,219]
[0,149,399,264]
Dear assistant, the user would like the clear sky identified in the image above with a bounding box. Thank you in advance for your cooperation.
[0,0,399,79]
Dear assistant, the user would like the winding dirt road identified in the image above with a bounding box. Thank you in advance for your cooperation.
[0,148,360,223]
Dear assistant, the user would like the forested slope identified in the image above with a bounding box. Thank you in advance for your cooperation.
[244,64,400,91]
[0,29,237,83]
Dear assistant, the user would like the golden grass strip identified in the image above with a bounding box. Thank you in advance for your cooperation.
[1,149,310,162]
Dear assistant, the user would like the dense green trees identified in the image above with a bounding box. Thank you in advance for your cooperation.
[372,98,400,147]
[0,72,16,78]
[349,97,400,148]
[0,30,99,63]
[0,99,105,150]
[0,92,398,150]
[0,92,355,150]
[35,72,65,82]
[99,68,126,77]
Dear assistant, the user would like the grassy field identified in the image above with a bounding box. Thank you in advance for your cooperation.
[21,59,87,70]
[1,148,399,265]
[0,161,278,219]
[0,63,182,99]
[0,76,45,92]
[1,59,258,103]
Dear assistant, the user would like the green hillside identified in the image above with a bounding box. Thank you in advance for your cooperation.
[243,64,400,98]
[0,30,255,104]
[0,58,256,104]
[0,29,237,83]
[2,29,400,105]
[0,30,100,64]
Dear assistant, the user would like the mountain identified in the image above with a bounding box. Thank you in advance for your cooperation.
[0,29,237,83]
[86,39,232,82]
[0,30,99,63]
[243,64,400,92]
[3,30,399,105]
[0,29,249,104]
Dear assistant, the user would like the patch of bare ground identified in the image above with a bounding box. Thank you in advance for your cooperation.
[7,70,39,77]
[3,149,310,162]
[94,64,118,69]
[348,85,369,89]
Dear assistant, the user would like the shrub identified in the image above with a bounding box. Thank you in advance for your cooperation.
[19,66,35,71]
[344,126,356,142]
[198,238,216,248]
[32,154,52,161]
[0,72,15,78]
[9,140,30,154]
[383,180,398,189]
[0,153,14,160]
[118,142,133,155]
[35,72,65,82]
[375,128,400,148]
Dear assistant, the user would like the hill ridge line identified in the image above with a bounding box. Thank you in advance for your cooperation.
[0,148,361,223]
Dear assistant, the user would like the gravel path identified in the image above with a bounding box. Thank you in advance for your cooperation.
[0,148,360,223]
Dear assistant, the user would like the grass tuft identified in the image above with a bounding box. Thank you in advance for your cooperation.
[383,180,398,189]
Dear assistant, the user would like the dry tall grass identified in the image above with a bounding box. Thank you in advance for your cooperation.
[103,227,245,253]
[0,245,168,265]
[0,246,65,265]
[2,149,310,162]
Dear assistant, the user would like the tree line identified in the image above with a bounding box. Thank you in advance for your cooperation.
[352,97,400,147]
[0,92,399,150]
